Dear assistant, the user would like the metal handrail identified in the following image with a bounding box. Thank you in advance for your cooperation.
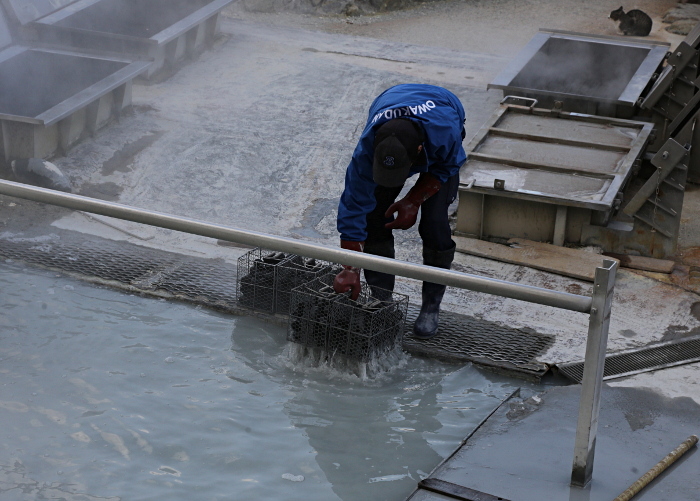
[0,179,592,313]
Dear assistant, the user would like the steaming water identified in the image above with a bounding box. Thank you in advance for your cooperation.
[509,38,648,100]
[0,262,539,500]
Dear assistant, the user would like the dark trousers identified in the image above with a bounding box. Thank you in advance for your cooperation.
[364,173,459,291]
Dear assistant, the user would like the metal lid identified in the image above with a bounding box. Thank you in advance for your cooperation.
[4,0,78,25]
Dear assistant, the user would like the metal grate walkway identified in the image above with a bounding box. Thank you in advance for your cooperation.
[0,237,239,311]
[557,334,700,383]
[0,235,554,378]
[404,305,553,378]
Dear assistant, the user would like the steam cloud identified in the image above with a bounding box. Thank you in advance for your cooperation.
[510,37,649,101]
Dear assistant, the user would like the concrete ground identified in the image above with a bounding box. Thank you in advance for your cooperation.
[1,1,699,497]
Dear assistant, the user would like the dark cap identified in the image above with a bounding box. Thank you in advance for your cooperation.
[372,118,424,187]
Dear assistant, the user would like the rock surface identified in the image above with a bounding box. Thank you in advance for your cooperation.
[241,0,439,16]
[663,3,700,34]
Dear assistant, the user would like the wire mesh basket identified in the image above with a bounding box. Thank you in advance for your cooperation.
[287,273,408,362]
[286,274,339,350]
[275,254,333,315]
[236,248,331,314]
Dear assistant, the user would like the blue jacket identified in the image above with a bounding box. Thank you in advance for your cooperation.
[337,84,467,242]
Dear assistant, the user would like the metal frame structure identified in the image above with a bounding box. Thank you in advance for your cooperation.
[20,0,232,79]
[456,101,654,245]
[582,136,691,258]
[0,0,151,161]
[0,45,149,160]
[640,23,700,158]
[0,179,617,487]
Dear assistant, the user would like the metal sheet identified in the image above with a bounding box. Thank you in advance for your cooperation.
[495,113,640,147]
[462,160,611,205]
[488,32,549,95]
[30,0,232,62]
[478,136,626,174]
[459,106,653,211]
[618,45,670,106]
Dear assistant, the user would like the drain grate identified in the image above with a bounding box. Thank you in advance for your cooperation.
[0,237,238,310]
[403,304,554,378]
[557,335,700,383]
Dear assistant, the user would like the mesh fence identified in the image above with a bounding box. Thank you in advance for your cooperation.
[287,273,408,362]
[236,249,332,314]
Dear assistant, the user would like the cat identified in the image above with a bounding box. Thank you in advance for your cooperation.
[609,7,653,36]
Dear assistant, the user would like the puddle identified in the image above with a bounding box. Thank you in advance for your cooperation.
[77,181,123,201]
[102,131,165,176]
[292,197,338,239]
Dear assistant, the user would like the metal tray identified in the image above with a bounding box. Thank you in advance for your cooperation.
[488,30,669,116]
[459,102,653,211]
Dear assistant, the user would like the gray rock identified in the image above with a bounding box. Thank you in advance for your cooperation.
[663,4,700,24]
[345,1,361,16]
[666,19,699,35]
[241,0,431,15]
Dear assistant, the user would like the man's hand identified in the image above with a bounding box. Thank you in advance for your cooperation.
[384,198,419,230]
[385,173,442,230]
[333,240,364,300]
[333,268,362,300]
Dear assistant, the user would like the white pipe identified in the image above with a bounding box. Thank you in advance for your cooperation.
[0,179,593,313]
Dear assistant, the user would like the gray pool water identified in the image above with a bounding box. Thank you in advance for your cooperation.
[0,261,541,501]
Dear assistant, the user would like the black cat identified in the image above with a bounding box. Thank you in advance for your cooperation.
[610,7,652,36]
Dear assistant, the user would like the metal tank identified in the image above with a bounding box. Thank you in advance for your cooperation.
[0,3,149,161]
[458,29,696,258]
[488,30,669,118]
[4,0,233,79]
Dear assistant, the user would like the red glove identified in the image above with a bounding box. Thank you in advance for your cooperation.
[384,173,442,230]
[333,240,364,300]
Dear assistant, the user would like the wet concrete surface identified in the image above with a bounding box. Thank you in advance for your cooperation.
[0,2,698,500]
[0,0,697,447]
[408,384,700,501]
[1,11,699,373]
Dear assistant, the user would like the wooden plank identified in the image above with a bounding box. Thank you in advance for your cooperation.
[603,252,676,274]
[454,236,619,282]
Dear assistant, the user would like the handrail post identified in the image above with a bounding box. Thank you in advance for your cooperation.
[571,259,618,487]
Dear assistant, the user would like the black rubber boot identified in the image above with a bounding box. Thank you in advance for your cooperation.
[413,244,455,339]
[363,240,395,301]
